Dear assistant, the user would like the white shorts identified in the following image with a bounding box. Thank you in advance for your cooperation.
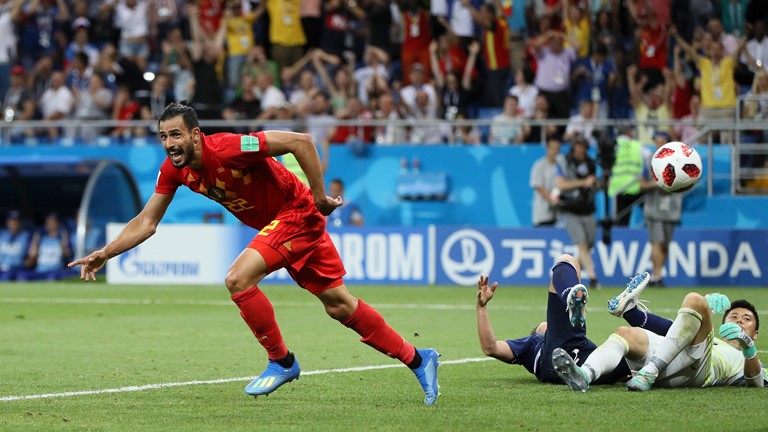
[627,329,713,388]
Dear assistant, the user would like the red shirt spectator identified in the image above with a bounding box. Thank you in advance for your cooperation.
[639,23,668,72]
[198,0,223,36]
[401,6,431,85]
[482,16,510,71]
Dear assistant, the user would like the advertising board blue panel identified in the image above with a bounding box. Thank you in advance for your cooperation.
[432,227,766,287]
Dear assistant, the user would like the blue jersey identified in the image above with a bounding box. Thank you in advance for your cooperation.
[327,202,362,227]
[506,334,545,378]
[35,232,67,272]
[0,229,31,271]
[505,331,627,384]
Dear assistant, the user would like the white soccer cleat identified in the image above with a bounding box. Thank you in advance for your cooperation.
[607,272,651,318]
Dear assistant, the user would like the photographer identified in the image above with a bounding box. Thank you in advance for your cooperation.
[554,136,600,289]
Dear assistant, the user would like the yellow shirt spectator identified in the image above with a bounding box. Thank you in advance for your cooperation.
[267,0,306,47]
[698,56,736,108]
[565,16,590,58]
[562,0,590,58]
[226,13,257,57]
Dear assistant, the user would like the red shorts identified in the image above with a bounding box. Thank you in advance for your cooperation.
[247,207,346,295]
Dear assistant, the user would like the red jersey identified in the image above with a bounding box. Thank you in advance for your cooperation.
[154,131,318,230]
[198,0,223,35]
[483,18,511,71]
[639,25,667,71]
[402,9,431,51]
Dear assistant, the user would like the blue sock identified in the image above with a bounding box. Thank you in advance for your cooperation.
[623,308,673,336]
[551,261,580,305]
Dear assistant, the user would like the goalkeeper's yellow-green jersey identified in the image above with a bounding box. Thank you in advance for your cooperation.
[706,338,768,387]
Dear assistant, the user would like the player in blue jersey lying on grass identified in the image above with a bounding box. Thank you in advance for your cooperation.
[552,278,767,391]
[476,253,635,385]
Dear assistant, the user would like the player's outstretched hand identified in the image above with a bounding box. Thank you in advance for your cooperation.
[315,195,342,216]
[67,249,109,281]
[705,293,731,314]
[719,322,756,358]
[477,275,498,307]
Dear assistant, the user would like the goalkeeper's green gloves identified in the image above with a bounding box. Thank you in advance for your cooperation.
[719,322,757,359]
[705,293,731,314]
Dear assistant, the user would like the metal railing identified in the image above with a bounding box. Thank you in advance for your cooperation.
[734,95,768,195]
[2,117,764,197]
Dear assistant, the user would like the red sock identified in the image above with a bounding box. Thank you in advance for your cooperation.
[231,286,288,361]
[342,299,416,364]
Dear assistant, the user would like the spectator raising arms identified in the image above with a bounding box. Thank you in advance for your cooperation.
[529,30,577,119]
[463,0,511,107]
[627,64,673,145]
[672,25,747,144]
[400,0,431,86]
[430,37,478,121]
[188,3,226,123]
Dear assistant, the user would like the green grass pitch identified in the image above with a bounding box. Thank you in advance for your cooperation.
[0,281,766,431]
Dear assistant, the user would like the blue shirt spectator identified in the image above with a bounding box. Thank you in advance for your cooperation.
[0,211,32,281]
[571,45,616,119]
[17,212,74,281]
[18,0,70,70]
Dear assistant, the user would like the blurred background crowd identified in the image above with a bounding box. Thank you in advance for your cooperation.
[0,0,767,149]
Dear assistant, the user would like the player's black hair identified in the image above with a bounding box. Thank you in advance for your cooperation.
[722,299,760,331]
[158,101,199,130]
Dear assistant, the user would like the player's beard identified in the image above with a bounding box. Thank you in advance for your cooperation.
[166,144,194,168]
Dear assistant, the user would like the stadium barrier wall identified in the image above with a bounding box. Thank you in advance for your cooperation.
[3,142,760,228]
[106,223,767,287]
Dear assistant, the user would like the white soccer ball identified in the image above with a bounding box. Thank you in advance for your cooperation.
[650,141,703,193]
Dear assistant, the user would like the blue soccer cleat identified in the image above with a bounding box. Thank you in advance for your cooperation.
[245,357,301,397]
[566,284,588,328]
[412,348,440,405]
[552,347,590,392]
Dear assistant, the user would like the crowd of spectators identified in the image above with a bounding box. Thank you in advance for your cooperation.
[0,0,767,160]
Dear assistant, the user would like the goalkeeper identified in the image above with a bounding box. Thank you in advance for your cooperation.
[553,285,766,391]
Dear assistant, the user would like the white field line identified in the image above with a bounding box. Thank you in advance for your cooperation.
[0,357,493,402]
[0,297,692,314]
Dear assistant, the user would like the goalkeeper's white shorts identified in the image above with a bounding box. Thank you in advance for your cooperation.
[627,329,713,388]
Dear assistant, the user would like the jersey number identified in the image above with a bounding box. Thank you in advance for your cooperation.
[258,220,280,236]
[224,198,255,213]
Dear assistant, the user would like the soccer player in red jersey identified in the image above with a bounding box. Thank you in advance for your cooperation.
[68,102,440,405]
